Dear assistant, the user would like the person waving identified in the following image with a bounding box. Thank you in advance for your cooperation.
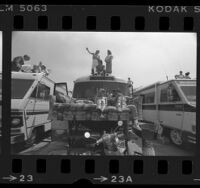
[86,47,101,75]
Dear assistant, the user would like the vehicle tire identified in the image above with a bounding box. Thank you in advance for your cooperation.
[26,129,38,146]
[169,129,183,146]
[37,126,45,140]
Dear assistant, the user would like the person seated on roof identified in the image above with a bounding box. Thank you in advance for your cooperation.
[32,65,40,73]
[21,64,33,73]
[185,72,191,79]
[175,71,185,79]
[96,60,106,76]
[12,55,29,72]
[38,62,49,75]
[12,57,23,72]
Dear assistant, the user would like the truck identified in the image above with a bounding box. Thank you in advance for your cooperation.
[49,74,156,156]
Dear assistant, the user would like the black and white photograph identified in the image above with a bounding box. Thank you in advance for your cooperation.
[11,32,196,156]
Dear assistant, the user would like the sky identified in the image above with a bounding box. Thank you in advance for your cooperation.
[0,32,2,72]
[12,32,196,90]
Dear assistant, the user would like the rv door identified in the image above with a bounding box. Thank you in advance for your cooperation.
[133,95,143,121]
[159,84,184,130]
[25,82,51,131]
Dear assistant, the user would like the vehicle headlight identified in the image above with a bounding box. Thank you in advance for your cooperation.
[192,125,196,133]
[12,118,21,125]
[118,121,123,126]
[84,132,91,139]
[11,118,22,128]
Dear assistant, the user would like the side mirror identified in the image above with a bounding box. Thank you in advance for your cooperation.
[54,82,69,103]
[68,90,73,98]
[54,82,68,96]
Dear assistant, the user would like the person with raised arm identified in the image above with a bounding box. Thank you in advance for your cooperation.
[86,47,101,75]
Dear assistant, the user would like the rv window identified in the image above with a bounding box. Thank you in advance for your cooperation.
[73,82,128,100]
[143,92,155,103]
[160,89,168,102]
[170,88,181,102]
[180,86,196,102]
[12,79,34,99]
[160,87,181,102]
[30,83,50,100]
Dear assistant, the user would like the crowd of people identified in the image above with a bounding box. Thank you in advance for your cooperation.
[11,55,49,76]
[86,48,113,76]
[175,71,191,79]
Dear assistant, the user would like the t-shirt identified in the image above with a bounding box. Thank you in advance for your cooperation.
[175,74,185,79]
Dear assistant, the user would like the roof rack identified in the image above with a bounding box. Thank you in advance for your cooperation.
[89,74,114,80]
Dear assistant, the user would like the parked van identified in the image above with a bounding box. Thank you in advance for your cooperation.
[10,72,68,145]
[134,79,196,146]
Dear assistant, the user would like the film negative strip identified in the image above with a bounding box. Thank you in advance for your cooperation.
[0,3,199,184]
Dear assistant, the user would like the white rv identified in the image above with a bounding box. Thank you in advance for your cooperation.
[10,72,68,145]
[134,79,196,146]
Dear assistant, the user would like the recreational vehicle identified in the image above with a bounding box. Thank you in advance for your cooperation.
[10,72,68,145]
[134,79,196,146]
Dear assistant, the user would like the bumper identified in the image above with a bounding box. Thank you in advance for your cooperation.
[11,133,25,144]
[183,131,196,144]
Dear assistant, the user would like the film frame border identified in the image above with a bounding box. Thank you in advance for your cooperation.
[0,4,199,184]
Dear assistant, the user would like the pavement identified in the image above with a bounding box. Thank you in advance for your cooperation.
[18,136,195,156]
[151,138,194,156]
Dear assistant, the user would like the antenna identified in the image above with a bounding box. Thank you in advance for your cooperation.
[160,61,169,81]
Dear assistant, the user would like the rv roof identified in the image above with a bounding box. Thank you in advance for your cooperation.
[135,79,196,93]
[74,75,127,84]
[134,81,162,93]
[11,72,55,84]
[12,72,44,80]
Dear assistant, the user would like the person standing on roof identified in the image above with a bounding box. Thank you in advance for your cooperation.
[175,71,185,79]
[105,50,113,75]
[127,77,134,97]
[86,47,101,75]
